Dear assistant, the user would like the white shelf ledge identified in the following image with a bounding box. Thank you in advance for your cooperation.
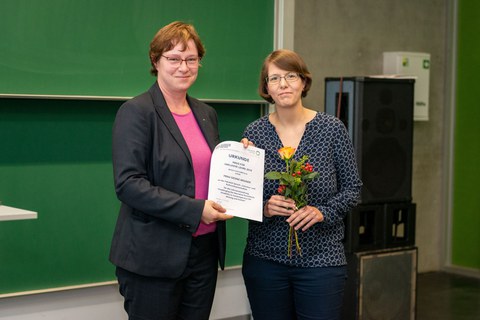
[0,205,38,221]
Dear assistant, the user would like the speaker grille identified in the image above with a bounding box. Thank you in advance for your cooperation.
[325,77,414,204]
[360,250,416,319]
[364,137,406,198]
[342,247,417,320]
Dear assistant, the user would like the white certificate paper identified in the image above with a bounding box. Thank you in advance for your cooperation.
[208,141,265,221]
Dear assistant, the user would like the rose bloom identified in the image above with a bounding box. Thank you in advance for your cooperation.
[278,146,295,160]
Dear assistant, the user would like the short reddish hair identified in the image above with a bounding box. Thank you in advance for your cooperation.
[149,21,205,76]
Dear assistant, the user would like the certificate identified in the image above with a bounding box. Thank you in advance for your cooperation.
[208,141,265,221]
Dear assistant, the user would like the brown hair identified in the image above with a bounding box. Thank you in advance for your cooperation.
[258,49,312,103]
[149,21,205,76]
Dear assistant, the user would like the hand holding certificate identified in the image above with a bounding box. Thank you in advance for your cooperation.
[208,141,264,221]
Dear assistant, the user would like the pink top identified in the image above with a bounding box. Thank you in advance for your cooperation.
[172,111,216,236]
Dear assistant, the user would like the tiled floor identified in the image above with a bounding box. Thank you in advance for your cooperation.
[416,271,480,320]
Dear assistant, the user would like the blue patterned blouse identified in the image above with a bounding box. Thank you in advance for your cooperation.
[243,112,362,267]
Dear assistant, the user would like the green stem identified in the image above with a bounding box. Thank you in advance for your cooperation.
[288,226,293,257]
[294,229,302,256]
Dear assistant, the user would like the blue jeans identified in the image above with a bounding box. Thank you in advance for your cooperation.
[242,253,347,320]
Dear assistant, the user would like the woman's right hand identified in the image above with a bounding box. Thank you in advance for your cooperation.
[263,195,296,218]
[201,200,233,224]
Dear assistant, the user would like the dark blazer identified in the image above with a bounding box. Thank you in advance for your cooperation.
[109,83,226,278]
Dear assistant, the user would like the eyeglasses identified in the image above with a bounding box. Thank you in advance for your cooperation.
[162,55,200,67]
[265,72,302,85]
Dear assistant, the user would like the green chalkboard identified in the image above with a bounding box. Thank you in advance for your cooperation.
[0,97,265,296]
[0,0,274,100]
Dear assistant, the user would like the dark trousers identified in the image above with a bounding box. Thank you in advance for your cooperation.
[116,233,219,320]
[242,253,347,320]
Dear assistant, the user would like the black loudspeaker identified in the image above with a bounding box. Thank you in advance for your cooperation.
[325,77,415,204]
[384,202,416,249]
[344,202,416,252]
[343,204,385,253]
[342,247,417,320]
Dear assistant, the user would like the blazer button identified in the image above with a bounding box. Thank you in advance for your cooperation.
[179,224,191,229]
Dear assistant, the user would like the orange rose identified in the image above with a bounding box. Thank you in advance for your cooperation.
[278,146,295,160]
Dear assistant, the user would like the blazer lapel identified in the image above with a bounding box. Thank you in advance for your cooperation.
[148,83,193,165]
[188,97,217,151]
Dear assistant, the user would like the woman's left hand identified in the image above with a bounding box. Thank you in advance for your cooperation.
[286,205,324,231]
[241,138,255,148]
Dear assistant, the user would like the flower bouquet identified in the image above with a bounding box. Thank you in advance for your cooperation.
[265,147,319,257]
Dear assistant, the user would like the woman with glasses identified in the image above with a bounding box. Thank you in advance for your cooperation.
[110,21,232,320]
[241,49,362,320]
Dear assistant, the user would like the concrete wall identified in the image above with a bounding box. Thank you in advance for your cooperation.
[293,0,452,272]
